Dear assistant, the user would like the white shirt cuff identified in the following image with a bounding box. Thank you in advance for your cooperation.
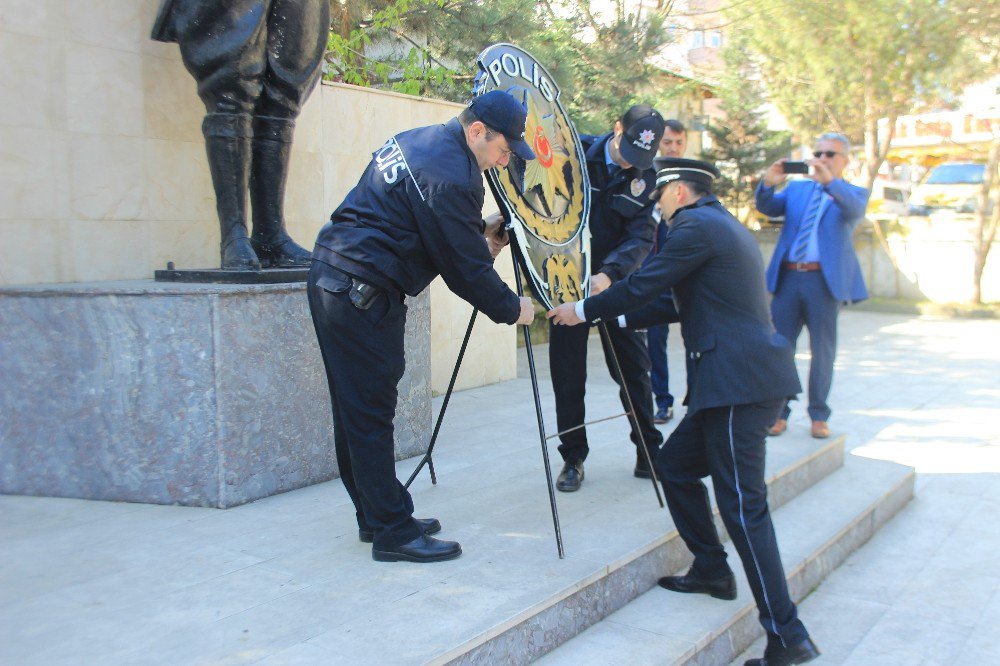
[617,315,627,327]
[574,300,587,322]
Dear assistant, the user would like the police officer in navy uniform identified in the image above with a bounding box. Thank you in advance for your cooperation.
[308,91,536,563]
[548,158,820,666]
[550,104,666,493]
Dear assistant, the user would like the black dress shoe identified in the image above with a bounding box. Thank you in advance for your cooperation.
[358,517,441,544]
[634,450,659,479]
[744,637,820,665]
[371,534,461,563]
[556,461,584,492]
[654,406,674,424]
[658,568,737,600]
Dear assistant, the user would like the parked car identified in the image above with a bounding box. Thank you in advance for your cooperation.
[868,178,912,219]
[908,162,985,215]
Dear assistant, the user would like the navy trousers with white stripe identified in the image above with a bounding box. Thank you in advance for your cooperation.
[656,400,809,647]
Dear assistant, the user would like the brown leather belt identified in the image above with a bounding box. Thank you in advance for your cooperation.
[783,261,821,272]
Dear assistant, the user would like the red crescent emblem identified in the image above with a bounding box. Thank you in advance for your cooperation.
[534,126,553,168]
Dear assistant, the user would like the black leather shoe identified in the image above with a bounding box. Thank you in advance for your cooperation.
[658,568,737,600]
[358,517,441,544]
[634,450,659,479]
[744,637,820,665]
[556,461,584,492]
[371,534,461,563]
[654,406,674,424]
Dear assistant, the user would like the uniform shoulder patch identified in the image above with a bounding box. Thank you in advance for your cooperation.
[374,138,410,185]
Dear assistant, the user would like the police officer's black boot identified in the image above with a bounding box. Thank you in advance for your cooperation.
[248,115,312,267]
[203,113,260,271]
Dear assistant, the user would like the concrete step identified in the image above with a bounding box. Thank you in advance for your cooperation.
[291,427,846,665]
[533,452,915,666]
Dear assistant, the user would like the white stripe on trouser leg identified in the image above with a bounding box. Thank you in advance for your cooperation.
[727,406,784,646]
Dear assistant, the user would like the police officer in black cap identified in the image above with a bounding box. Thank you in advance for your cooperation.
[548,158,820,666]
[308,91,536,563]
[550,104,666,493]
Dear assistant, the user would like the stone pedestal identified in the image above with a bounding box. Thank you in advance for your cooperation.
[0,280,431,508]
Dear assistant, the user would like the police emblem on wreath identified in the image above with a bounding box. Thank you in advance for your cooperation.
[473,44,591,310]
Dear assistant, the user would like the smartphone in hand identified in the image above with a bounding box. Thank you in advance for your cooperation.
[782,161,810,175]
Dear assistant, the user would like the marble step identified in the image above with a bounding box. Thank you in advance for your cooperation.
[306,433,846,665]
[533,453,915,666]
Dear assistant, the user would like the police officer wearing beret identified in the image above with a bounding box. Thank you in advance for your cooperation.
[308,91,536,563]
[548,158,820,666]
[550,104,666,493]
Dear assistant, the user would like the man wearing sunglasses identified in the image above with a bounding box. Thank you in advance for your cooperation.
[755,133,870,440]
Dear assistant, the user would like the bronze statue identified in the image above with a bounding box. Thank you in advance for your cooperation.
[152,1,330,270]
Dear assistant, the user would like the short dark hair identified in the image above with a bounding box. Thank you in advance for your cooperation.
[459,107,502,140]
[677,178,709,198]
[664,119,687,134]
[458,106,478,127]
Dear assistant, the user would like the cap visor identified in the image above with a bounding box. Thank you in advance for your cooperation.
[648,184,664,201]
[509,138,535,161]
[618,141,653,171]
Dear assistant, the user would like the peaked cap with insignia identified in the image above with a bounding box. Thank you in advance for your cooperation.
[649,157,721,199]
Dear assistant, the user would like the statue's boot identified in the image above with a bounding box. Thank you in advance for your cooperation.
[249,116,312,268]
[203,113,260,270]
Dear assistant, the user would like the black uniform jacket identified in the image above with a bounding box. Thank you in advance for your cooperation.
[313,118,520,325]
[580,133,658,282]
[583,195,801,414]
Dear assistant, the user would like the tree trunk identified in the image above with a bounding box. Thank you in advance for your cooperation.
[972,124,1000,305]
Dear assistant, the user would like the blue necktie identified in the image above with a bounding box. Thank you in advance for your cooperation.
[791,184,824,262]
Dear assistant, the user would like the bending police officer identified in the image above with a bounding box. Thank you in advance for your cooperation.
[308,92,535,563]
[548,158,819,666]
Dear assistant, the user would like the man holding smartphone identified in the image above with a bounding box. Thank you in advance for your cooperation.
[755,133,870,439]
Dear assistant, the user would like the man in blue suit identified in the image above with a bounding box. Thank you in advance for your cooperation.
[756,133,870,439]
[548,158,818,666]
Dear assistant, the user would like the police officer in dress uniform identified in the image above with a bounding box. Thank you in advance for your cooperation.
[550,104,666,493]
[307,92,536,563]
[151,0,330,269]
[548,158,820,666]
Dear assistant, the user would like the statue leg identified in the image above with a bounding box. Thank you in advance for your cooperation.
[248,116,312,267]
[202,112,261,271]
[247,0,330,267]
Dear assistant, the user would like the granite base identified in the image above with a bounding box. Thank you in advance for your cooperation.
[0,280,431,507]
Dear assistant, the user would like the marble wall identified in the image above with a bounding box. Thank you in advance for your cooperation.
[0,0,518,394]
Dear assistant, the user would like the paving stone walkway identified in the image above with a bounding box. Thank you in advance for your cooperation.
[1,309,997,665]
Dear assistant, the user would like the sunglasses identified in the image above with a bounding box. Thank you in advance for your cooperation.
[813,150,842,158]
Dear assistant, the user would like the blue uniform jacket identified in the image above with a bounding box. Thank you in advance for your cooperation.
[582,195,801,414]
[312,118,521,325]
[755,178,870,303]
[580,133,658,282]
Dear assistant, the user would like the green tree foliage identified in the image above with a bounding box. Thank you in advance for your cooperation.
[699,38,790,223]
[325,0,670,134]
[726,0,967,190]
